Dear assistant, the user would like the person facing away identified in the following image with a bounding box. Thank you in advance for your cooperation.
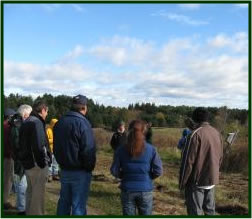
[19,101,51,215]
[145,122,153,144]
[110,119,163,215]
[179,107,223,215]
[10,104,32,215]
[3,108,16,210]
[110,120,127,151]
[53,94,96,216]
[46,118,59,182]
[177,128,191,150]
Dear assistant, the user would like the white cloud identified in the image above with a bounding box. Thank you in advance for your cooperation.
[89,36,154,66]
[57,45,84,63]
[208,32,248,53]
[64,45,84,59]
[179,4,201,10]
[90,46,127,66]
[4,33,248,109]
[4,54,95,96]
[152,11,209,26]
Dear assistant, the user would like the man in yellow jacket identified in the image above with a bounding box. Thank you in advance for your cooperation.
[46,118,59,182]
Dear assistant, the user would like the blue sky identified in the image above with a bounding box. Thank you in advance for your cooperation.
[4,3,249,109]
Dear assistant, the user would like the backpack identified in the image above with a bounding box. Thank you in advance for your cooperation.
[9,114,25,177]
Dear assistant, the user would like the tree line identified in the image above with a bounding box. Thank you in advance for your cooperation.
[4,93,248,131]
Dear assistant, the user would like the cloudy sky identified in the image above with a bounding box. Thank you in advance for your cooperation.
[4,3,248,109]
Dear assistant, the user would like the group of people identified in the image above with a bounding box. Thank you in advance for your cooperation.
[3,103,60,215]
[3,94,223,216]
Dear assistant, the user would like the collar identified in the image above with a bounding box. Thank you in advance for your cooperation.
[200,122,209,127]
[30,111,46,125]
[66,111,86,119]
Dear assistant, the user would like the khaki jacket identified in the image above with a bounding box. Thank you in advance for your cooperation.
[179,122,223,190]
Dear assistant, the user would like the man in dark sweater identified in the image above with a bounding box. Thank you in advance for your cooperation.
[19,101,51,215]
[110,121,127,152]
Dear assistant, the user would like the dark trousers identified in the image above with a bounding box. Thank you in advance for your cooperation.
[185,185,215,215]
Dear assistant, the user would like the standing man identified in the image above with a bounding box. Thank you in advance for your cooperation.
[110,120,127,152]
[19,101,51,215]
[145,121,153,144]
[179,107,223,215]
[3,108,16,210]
[10,104,32,215]
[53,94,96,215]
[177,128,191,150]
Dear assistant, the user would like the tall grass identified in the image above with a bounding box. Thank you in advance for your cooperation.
[152,127,181,148]
[221,145,248,175]
[93,127,248,175]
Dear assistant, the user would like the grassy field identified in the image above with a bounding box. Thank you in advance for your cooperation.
[4,127,249,216]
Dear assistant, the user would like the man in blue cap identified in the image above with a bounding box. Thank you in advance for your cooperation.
[54,94,96,216]
[3,108,16,210]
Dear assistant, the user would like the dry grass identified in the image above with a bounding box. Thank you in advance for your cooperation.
[221,145,249,175]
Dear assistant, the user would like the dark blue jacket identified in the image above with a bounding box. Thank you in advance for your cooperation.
[177,129,191,150]
[53,111,96,172]
[19,112,51,170]
[110,143,163,192]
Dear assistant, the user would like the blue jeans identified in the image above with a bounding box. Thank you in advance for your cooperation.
[121,191,153,215]
[48,155,59,176]
[13,174,27,212]
[57,170,91,215]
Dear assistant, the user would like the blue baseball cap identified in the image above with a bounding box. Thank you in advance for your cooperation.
[73,95,88,105]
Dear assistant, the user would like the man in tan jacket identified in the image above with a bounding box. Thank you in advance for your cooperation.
[179,107,223,215]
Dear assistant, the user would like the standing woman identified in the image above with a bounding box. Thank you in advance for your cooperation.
[110,120,163,215]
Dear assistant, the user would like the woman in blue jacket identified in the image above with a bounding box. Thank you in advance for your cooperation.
[110,120,163,215]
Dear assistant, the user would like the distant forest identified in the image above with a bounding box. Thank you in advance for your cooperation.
[4,93,248,131]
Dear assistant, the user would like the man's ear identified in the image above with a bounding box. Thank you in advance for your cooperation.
[83,105,88,115]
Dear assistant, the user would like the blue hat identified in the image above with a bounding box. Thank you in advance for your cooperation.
[73,95,87,105]
[4,108,16,117]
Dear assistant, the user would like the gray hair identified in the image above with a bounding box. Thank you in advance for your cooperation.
[17,104,32,118]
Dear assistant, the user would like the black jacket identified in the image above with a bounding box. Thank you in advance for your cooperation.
[53,111,96,172]
[19,112,51,170]
[110,131,127,151]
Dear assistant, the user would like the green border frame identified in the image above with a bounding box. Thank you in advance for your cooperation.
[1,0,251,218]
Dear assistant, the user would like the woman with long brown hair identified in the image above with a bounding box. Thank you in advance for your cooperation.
[110,120,163,215]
